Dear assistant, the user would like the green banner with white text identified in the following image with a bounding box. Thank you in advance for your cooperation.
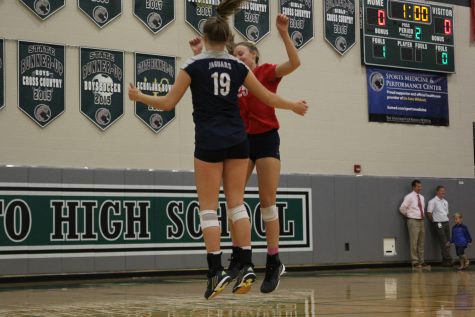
[0,184,312,258]
[18,41,65,127]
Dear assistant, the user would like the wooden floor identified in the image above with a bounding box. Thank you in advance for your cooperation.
[0,267,474,316]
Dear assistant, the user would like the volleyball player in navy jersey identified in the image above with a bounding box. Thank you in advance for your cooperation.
[128,0,308,300]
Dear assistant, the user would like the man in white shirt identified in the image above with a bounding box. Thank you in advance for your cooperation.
[400,180,429,269]
[427,185,452,267]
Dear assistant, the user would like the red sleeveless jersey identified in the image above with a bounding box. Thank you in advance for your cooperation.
[238,63,282,134]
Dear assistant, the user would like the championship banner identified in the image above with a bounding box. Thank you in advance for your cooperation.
[0,184,312,258]
[367,67,449,126]
[19,0,65,20]
[78,0,122,28]
[324,0,355,55]
[18,41,65,127]
[185,0,220,35]
[80,47,124,130]
[234,0,270,43]
[0,38,4,110]
[280,0,314,50]
[134,53,176,133]
[134,0,175,34]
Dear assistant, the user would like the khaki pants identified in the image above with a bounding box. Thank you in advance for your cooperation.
[407,218,425,265]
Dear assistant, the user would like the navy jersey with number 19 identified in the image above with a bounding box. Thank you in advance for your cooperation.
[182,51,249,150]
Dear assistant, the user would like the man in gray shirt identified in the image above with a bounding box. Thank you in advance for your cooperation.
[427,185,452,267]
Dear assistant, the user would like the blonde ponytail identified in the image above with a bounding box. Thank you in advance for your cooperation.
[203,0,245,43]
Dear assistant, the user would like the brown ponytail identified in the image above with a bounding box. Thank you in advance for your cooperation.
[203,0,245,43]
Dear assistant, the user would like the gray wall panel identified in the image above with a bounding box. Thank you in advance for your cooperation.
[62,257,94,274]
[334,177,358,262]
[28,258,62,275]
[94,256,126,272]
[154,170,186,186]
[62,168,94,184]
[125,255,155,271]
[2,166,475,277]
[356,177,384,262]
[28,167,61,184]
[94,169,125,186]
[125,170,154,186]
[0,259,28,275]
[311,175,335,264]
[0,166,28,183]
[379,177,409,262]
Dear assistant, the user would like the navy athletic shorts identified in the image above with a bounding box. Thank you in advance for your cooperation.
[194,139,249,163]
[248,129,280,162]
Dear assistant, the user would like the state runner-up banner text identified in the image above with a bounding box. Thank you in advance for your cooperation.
[0,184,312,259]
[367,67,448,126]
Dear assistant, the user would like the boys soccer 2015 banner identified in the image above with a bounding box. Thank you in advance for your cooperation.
[80,47,124,130]
[134,0,175,34]
[134,53,176,133]
[234,0,270,43]
[280,0,314,50]
[0,38,4,110]
[18,41,65,127]
[0,184,312,259]
[367,67,449,126]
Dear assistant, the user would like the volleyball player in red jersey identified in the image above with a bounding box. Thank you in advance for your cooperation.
[190,13,301,294]
[131,1,307,300]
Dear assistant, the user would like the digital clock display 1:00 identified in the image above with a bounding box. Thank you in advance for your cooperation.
[390,0,431,24]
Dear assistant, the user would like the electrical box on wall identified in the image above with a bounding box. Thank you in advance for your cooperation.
[384,237,397,256]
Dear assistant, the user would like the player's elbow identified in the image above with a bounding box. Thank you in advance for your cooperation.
[292,59,301,69]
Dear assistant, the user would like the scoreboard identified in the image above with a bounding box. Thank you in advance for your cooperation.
[361,0,455,73]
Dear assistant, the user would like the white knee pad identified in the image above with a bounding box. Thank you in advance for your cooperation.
[199,210,219,230]
[228,204,249,223]
[261,205,278,222]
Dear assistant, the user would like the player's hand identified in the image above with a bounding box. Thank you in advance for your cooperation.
[128,83,142,102]
[276,14,289,34]
[189,37,203,56]
[292,100,308,116]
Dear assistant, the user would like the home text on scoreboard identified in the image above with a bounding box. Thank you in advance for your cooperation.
[361,0,455,73]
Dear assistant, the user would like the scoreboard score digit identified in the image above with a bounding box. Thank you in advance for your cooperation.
[361,0,455,73]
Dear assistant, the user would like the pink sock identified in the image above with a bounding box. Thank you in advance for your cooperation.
[267,247,279,256]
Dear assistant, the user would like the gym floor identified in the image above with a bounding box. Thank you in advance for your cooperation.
[0,267,474,316]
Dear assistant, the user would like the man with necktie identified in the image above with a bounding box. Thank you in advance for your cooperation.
[400,180,430,269]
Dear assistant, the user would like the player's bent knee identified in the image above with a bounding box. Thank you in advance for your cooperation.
[199,210,219,229]
[228,204,249,223]
[261,205,278,222]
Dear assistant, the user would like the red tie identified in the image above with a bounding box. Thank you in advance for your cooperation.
[417,194,424,219]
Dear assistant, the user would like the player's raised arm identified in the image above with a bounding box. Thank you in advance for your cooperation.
[275,14,301,78]
[128,70,192,111]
